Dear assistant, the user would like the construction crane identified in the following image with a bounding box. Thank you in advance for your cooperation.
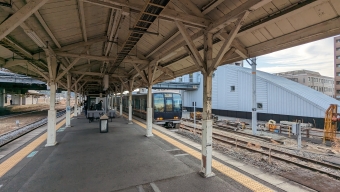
[323,104,338,143]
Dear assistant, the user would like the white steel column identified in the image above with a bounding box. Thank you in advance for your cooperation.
[114,92,117,111]
[128,79,134,124]
[251,58,257,135]
[200,31,214,177]
[119,86,123,116]
[111,93,114,109]
[146,84,153,137]
[128,90,133,124]
[200,73,214,177]
[66,73,71,127]
[46,82,57,147]
[74,83,78,117]
[79,94,82,114]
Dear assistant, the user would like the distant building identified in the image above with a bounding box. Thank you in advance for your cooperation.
[276,70,334,97]
[175,65,340,128]
[334,36,340,100]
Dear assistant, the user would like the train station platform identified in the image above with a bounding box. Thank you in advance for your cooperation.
[0,113,311,192]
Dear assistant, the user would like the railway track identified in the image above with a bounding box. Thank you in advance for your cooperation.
[0,109,71,147]
[0,110,46,120]
[180,123,340,180]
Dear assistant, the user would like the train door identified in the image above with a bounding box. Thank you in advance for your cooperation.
[164,93,174,120]
[153,93,165,121]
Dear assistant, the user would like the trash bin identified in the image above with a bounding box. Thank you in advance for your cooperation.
[99,114,109,133]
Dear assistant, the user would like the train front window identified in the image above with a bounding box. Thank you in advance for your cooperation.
[173,94,181,112]
[165,98,173,112]
[164,93,173,112]
[154,94,164,112]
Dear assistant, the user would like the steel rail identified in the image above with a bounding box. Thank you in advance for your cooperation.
[180,124,340,179]
[0,108,72,147]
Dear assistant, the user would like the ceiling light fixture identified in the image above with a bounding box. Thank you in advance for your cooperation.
[25,30,46,48]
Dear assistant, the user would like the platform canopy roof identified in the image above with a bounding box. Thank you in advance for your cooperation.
[0,0,339,94]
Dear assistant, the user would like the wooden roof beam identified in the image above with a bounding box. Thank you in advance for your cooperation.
[25,0,62,49]
[146,31,181,59]
[0,0,50,40]
[55,52,116,61]
[206,0,272,33]
[132,63,148,84]
[56,58,80,82]
[157,65,174,78]
[83,0,211,28]
[57,36,107,52]
[201,0,225,15]
[77,0,88,42]
[171,0,204,17]
[217,32,248,59]
[176,20,205,73]
[71,71,127,78]
[210,11,249,72]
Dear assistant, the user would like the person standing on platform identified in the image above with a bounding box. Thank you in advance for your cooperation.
[96,100,103,111]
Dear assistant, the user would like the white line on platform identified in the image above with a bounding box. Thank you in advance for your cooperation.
[166,149,180,151]
[174,153,189,157]
[150,182,161,192]
[137,185,145,192]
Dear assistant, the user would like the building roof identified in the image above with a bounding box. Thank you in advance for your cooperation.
[276,70,321,76]
[225,65,340,112]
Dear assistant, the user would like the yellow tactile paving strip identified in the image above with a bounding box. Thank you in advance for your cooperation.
[126,115,273,192]
[0,114,74,178]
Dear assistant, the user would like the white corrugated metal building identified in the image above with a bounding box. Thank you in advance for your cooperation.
[180,65,340,128]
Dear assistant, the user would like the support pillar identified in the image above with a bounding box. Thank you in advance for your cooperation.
[146,84,153,137]
[111,93,114,110]
[79,94,82,114]
[66,73,71,127]
[199,31,214,178]
[114,92,117,111]
[200,73,215,178]
[19,94,23,105]
[46,83,57,147]
[128,90,133,124]
[120,86,123,116]
[127,79,134,124]
[251,58,257,135]
[32,95,34,104]
[74,84,78,117]
[0,88,5,107]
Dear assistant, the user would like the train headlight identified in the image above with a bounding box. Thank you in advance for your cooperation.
[160,117,163,120]
[174,116,178,119]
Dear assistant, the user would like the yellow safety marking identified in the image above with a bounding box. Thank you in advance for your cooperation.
[0,114,74,178]
[124,114,273,192]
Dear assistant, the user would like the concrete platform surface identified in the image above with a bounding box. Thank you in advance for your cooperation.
[0,115,253,192]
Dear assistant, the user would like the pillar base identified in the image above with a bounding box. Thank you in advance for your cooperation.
[128,121,133,124]
[145,134,154,137]
[45,142,58,147]
[199,171,215,178]
[65,125,73,128]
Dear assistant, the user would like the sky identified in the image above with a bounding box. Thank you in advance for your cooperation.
[244,36,335,77]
